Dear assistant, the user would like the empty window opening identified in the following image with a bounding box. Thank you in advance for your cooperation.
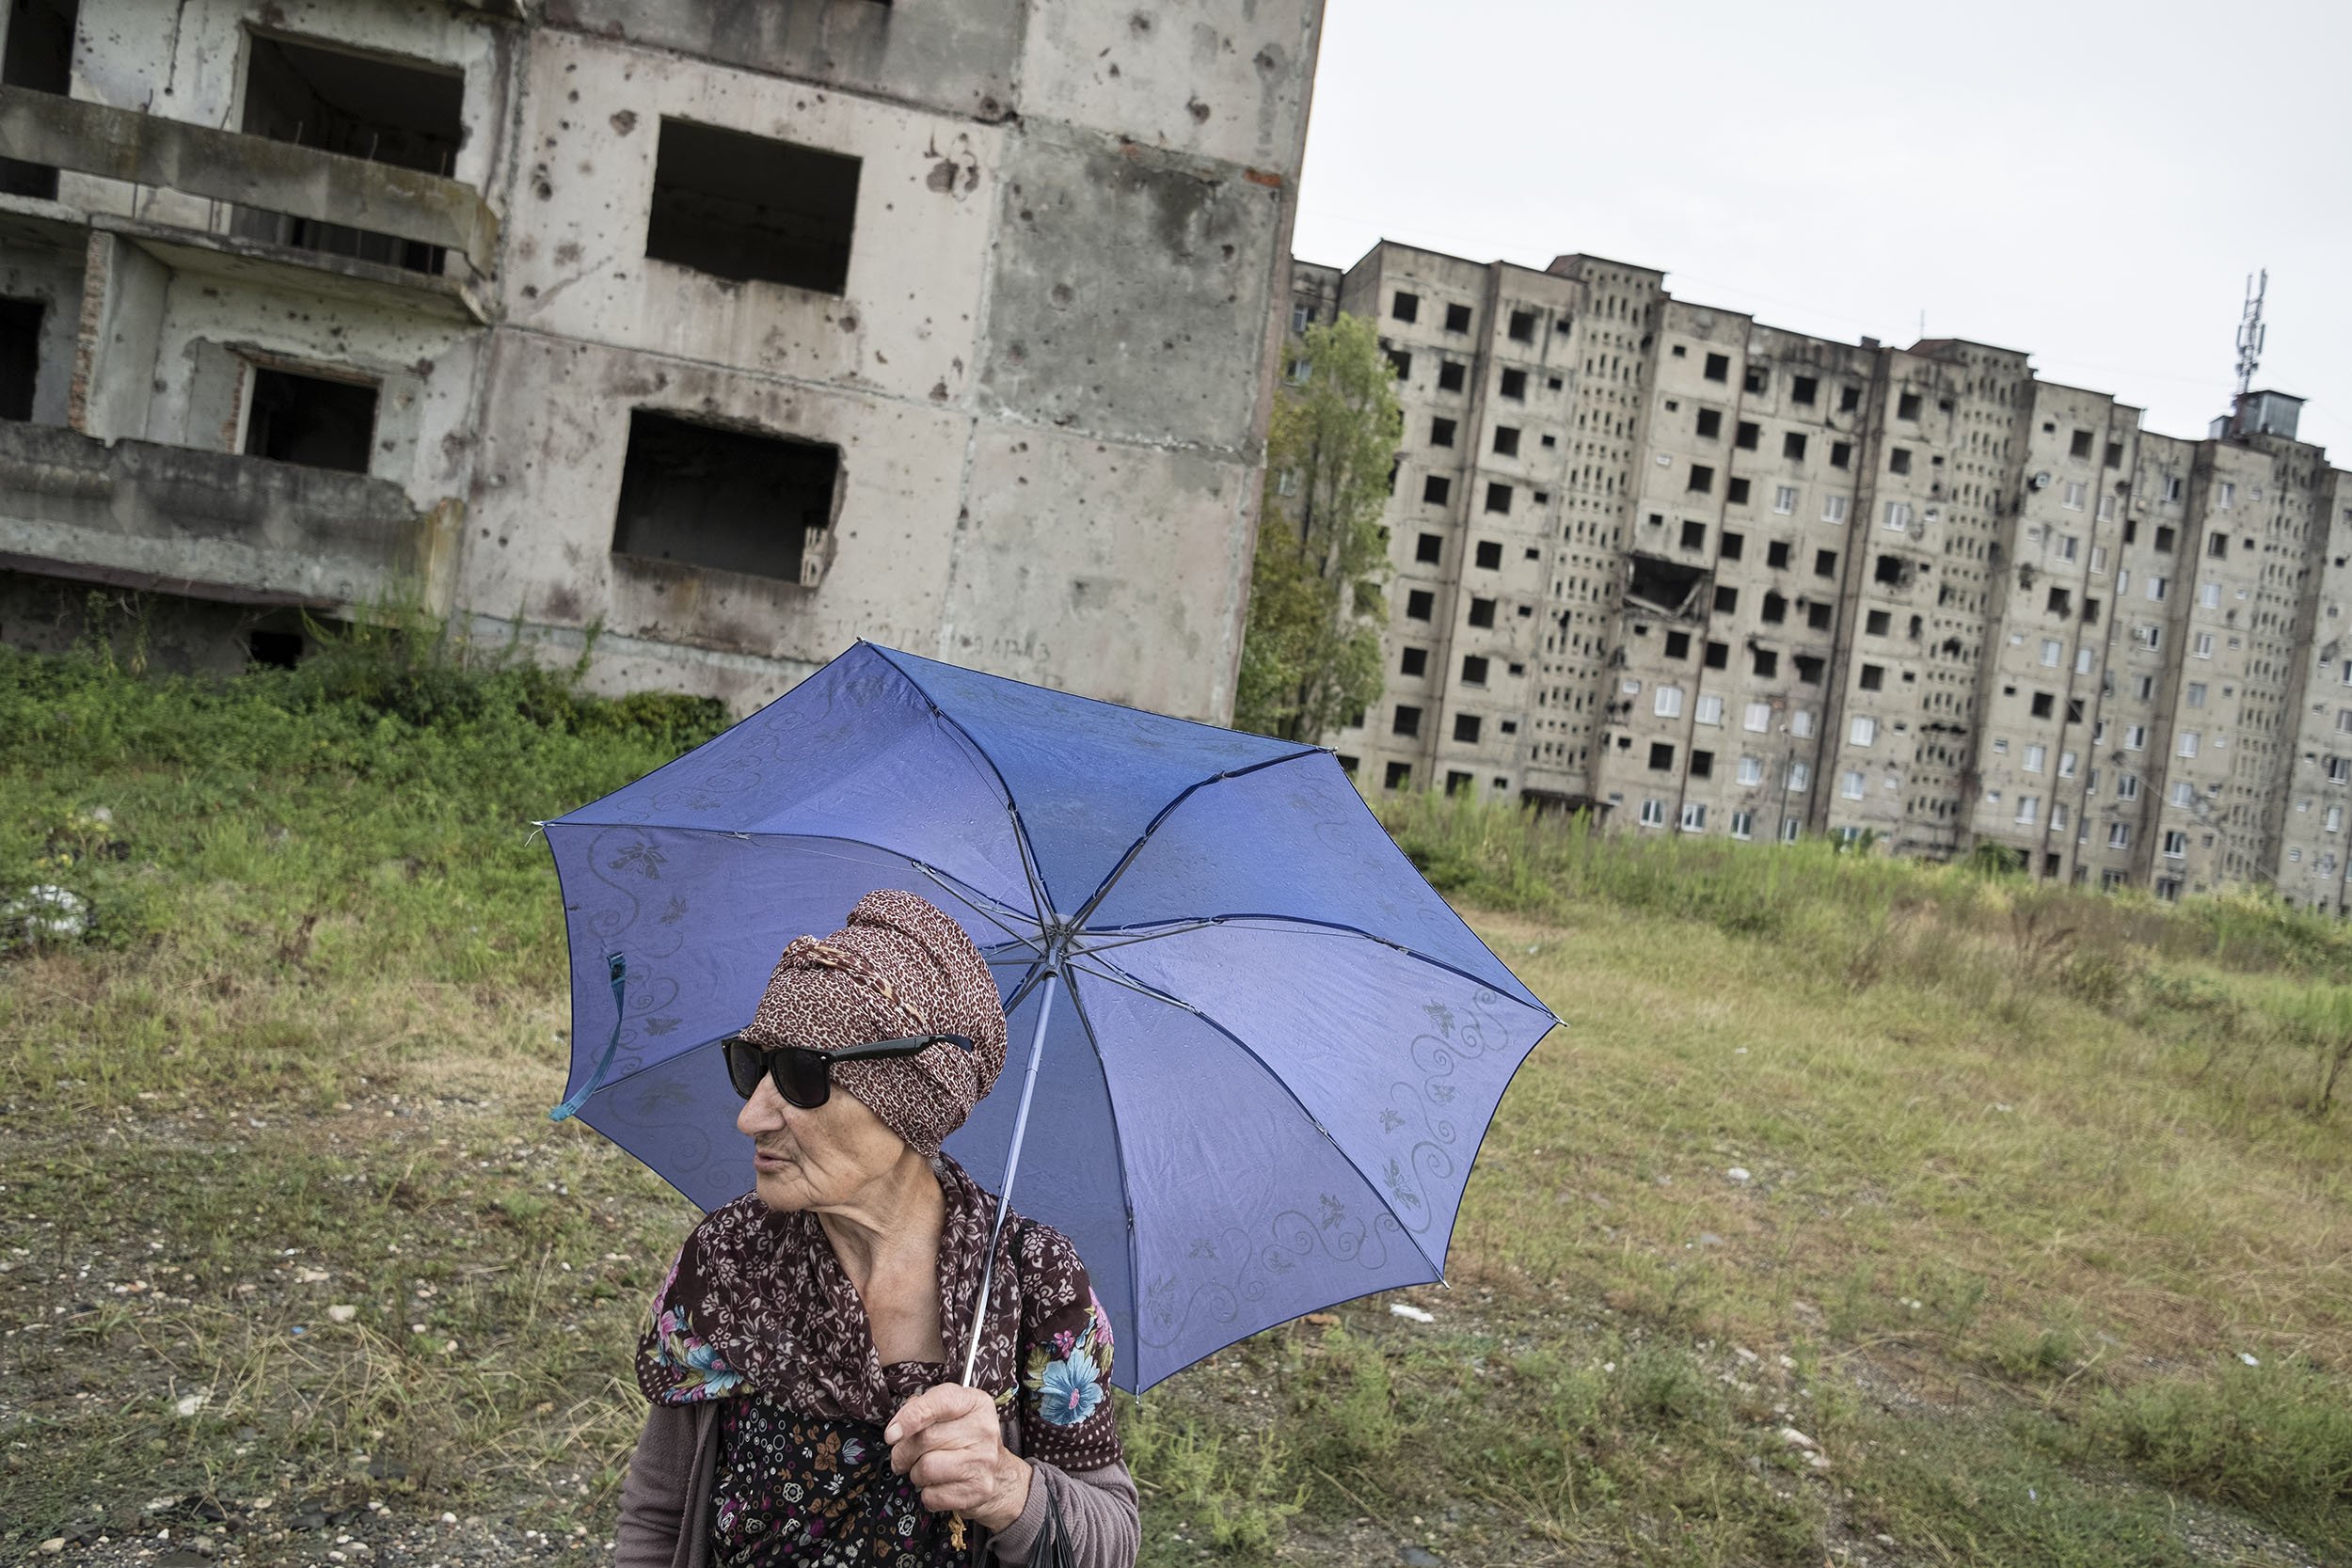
[1664,630,1692,659]
[0,0,77,198]
[1766,540,1790,569]
[1422,475,1450,506]
[1687,464,1714,494]
[1860,662,1884,691]
[1406,589,1434,620]
[1830,440,1851,469]
[1508,309,1536,341]
[1445,771,1473,796]
[1415,531,1442,562]
[1866,609,1890,636]
[1444,302,1472,333]
[1791,375,1819,405]
[646,119,861,293]
[244,365,377,473]
[1873,555,1908,587]
[1648,741,1676,771]
[1401,646,1427,676]
[1889,447,1913,475]
[1387,349,1412,380]
[1783,431,1807,461]
[1499,368,1527,400]
[1705,641,1729,669]
[1467,596,1497,627]
[1752,648,1779,678]
[1680,518,1708,551]
[1794,655,1823,684]
[1461,654,1488,684]
[1898,391,1921,420]
[1761,592,1788,624]
[1695,407,1722,438]
[1392,705,1422,737]
[1383,761,1412,790]
[1430,416,1456,447]
[1391,291,1420,324]
[1727,478,1750,506]
[1719,530,1744,561]
[1736,420,1759,451]
[1807,601,1832,630]
[1839,385,1861,412]
[1703,352,1729,382]
[1438,360,1466,392]
[1454,714,1483,743]
[1491,425,1519,456]
[246,627,306,670]
[1474,539,1502,569]
[612,409,840,584]
[1690,750,1714,779]
[235,33,465,270]
[1485,483,1513,515]
[1814,548,1837,578]
[1626,554,1710,618]
[2070,428,2093,459]
[0,296,41,420]
[1713,584,1738,615]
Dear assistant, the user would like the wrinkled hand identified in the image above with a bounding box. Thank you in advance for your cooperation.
[886,1383,1033,1532]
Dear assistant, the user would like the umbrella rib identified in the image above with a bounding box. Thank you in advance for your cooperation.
[868,648,1061,928]
[906,861,1043,950]
[1074,954,1451,1286]
[544,822,1040,939]
[1053,969,1148,1389]
[1063,746,1326,932]
[1080,911,1551,1017]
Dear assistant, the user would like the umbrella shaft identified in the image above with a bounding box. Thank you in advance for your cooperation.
[960,968,1057,1387]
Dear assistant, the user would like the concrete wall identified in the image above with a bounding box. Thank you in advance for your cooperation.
[0,0,1325,722]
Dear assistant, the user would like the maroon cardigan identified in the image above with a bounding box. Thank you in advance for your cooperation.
[613,1396,1139,1568]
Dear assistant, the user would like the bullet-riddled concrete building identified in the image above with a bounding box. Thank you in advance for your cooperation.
[1304,242,2352,909]
[0,0,1324,721]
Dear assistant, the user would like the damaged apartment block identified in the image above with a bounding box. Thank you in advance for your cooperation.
[0,0,1326,720]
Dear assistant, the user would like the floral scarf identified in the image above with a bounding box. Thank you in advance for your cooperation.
[636,1150,1122,1474]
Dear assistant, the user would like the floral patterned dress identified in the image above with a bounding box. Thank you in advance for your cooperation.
[644,1192,1122,1568]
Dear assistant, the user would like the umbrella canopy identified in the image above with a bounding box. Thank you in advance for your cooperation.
[544,641,1556,1394]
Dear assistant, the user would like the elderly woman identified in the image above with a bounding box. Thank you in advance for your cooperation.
[615,890,1140,1567]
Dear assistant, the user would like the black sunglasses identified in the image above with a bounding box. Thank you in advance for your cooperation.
[722,1032,975,1108]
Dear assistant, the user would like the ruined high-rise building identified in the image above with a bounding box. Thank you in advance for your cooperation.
[0,0,1325,721]
[1295,242,2352,909]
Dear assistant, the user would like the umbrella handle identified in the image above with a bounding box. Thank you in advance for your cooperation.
[959,968,1057,1387]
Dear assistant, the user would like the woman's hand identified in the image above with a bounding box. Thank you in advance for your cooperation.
[886,1383,1034,1532]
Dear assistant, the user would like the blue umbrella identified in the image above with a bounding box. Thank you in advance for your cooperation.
[543,641,1556,1394]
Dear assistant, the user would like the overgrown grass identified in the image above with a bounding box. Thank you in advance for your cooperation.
[4,635,2348,1565]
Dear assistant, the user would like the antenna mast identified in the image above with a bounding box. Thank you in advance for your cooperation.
[2233,269,2267,401]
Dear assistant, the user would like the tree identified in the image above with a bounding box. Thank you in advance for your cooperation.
[1233,311,1404,742]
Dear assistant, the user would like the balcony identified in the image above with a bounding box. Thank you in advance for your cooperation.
[0,419,457,612]
[0,86,498,295]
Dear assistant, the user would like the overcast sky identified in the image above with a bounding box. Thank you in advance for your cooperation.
[1290,0,2350,457]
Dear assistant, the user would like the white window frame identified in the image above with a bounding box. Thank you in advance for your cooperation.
[1639,798,1666,828]
[2058,750,2077,778]
[1851,715,1878,747]
[1772,484,1798,515]
[2124,724,2147,752]
[2025,743,2046,773]
[2040,639,2062,667]
[1883,500,1913,531]
[1840,769,1866,800]
[1790,709,1816,739]
[2062,480,2086,510]
[1680,801,1708,832]
[1788,760,1811,791]
[1743,701,1771,733]
[2194,632,2215,659]
[1655,684,1685,718]
[2178,731,2200,759]
[1820,494,1848,525]
[1738,754,1765,786]
[2163,830,2187,858]
[1695,693,1724,726]
[1729,810,1754,841]
[2015,795,2039,826]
